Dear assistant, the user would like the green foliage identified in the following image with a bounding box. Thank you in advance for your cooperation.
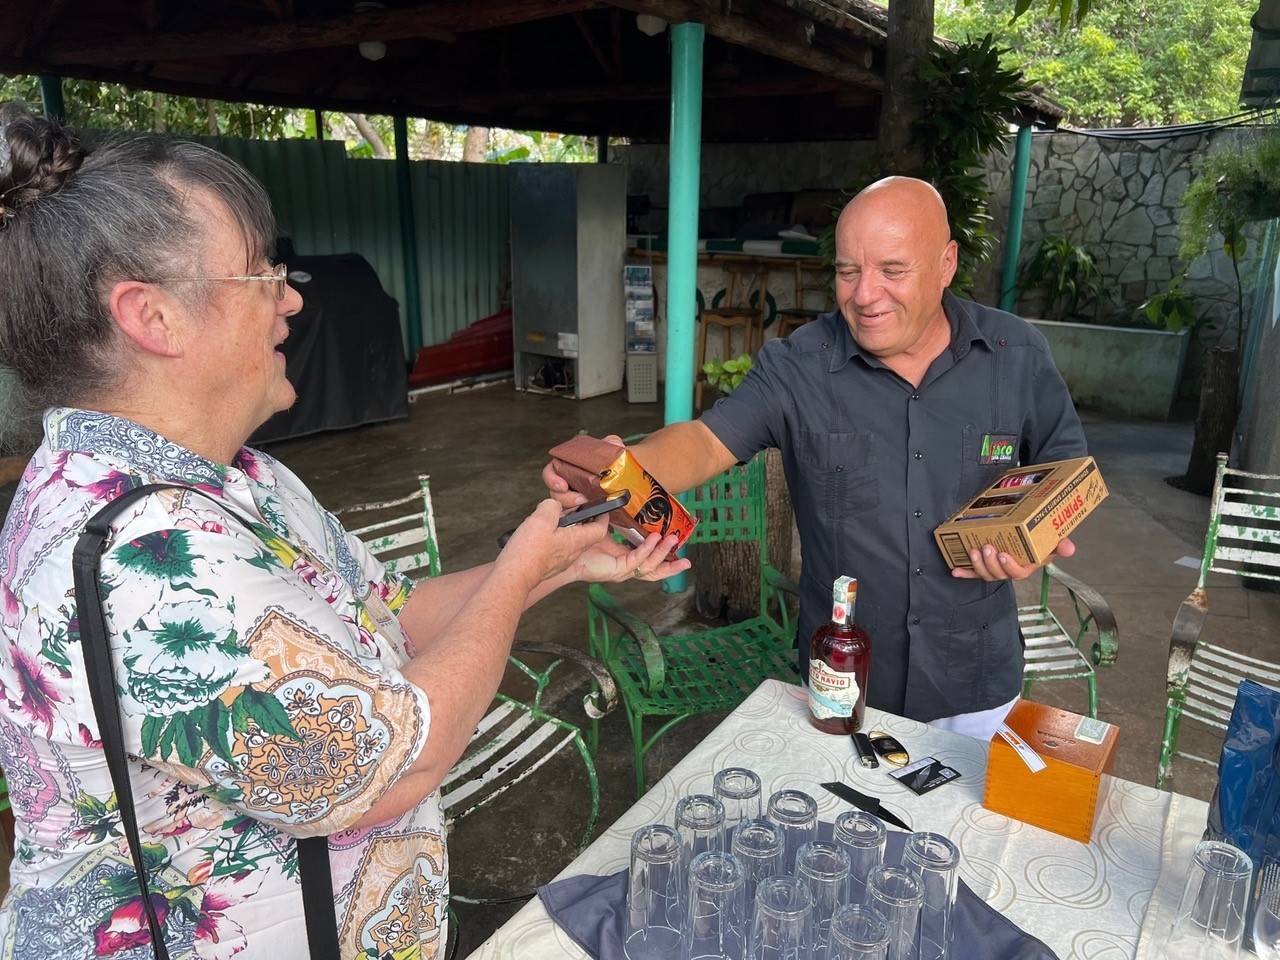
[913,34,1027,292]
[0,74,302,138]
[1020,236,1101,318]
[1136,275,1199,332]
[1179,129,1280,265]
[937,0,1254,127]
[818,36,1026,294]
[486,130,599,164]
[702,355,753,393]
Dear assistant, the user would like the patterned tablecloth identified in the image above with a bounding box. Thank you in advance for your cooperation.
[471,680,1208,960]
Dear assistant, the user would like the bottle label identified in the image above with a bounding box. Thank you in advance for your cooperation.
[809,659,860,719]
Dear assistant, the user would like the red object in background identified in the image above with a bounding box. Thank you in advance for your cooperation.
[408,308,513,389]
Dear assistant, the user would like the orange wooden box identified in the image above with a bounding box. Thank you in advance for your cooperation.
[983,700,1119,844]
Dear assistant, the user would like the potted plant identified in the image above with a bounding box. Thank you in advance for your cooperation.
[693,354,796,621]
[1020,236,1190,420]
[1172,130,1280,494]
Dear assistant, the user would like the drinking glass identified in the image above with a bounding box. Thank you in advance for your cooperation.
[625,823,684,960]
[865,866,923,960]
[681,851,748,960]
[767,789,819,873]
[715,767,764,839]
[733,817,787,910]
[1250,871,1279,959]
[676,795,728,924]
[1164,840,1253,959]
[829,904,891,960]
[834,811,887,907]
[795,840,853,956]
[748,875,816,960]
[900,833,959,960]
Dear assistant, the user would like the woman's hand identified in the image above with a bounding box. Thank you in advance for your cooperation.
[497,499,609,591]
[572,532,692,584]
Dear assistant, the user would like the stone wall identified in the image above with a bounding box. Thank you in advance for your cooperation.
[616,126,1274,399]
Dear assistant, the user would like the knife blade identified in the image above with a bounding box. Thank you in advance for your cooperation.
[819,781,911,831]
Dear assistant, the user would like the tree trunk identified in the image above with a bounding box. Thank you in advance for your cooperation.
[205,99,218,136]
[349,113,390,158]
[878,0,933,176]
[152,92,167,133]
[1177,346,1240,495]
[462,126,490,163]
[764,448,795,580]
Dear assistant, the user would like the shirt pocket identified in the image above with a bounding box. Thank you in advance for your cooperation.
[959,424,1021,504]
[797,429,880,520]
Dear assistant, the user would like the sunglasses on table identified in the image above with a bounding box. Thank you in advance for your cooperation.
[153,262,290,300]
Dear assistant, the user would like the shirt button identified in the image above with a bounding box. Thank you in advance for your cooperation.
[998,337,1008,347]
[910,393,920,401]
[915,566,924,576]
[914,451,924,461]
[913,509,923,519]
[911,616,921,625]
[835,465,845,472]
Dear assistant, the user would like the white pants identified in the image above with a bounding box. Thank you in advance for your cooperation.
[929,695,1019,742]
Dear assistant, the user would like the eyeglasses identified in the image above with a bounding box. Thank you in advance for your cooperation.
[154,262,289,300]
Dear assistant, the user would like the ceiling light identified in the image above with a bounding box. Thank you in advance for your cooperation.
[636,14,667,37]
[358,40,387,61]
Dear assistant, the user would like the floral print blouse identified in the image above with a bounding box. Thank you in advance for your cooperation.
[0,408,446,959]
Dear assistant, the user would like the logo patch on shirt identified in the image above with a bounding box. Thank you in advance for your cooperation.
[979,434,1017,464]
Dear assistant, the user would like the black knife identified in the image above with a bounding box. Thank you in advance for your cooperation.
[819,781,912,831]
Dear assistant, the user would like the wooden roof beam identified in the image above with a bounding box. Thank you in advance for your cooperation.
[41,0,603,65]
[607,0,881,89]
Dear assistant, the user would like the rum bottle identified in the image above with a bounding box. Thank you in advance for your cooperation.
[808,575,872,734]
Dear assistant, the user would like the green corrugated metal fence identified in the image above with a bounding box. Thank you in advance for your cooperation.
[206,136,510,355]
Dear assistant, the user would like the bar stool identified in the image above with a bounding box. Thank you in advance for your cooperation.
[776,261,831,337]
[695,261,768,409]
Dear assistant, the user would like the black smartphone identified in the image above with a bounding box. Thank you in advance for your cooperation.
[558,491,630,528]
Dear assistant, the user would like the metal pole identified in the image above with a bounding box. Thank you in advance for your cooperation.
[39,76,66,123]
[596,135,608,163]
[662,21,704,594]
[313,109,325,141]
[998,124,1033,312]
[394,116,424,363]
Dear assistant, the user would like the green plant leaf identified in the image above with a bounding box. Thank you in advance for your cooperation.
[140,714,165,758]
[174,715,204,767]
[236,688,300,741]
[201,699,234,764]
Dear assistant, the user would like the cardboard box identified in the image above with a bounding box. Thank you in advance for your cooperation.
[984,700,1119,844]
[549,436,697,559]
[934,456,1108,570]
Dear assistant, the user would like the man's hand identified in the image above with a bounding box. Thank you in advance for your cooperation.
[542,433,625,509]
[951,537,1076,582]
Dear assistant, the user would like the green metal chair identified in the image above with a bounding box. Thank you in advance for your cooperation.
[586,454,801,798]
[1019,564,1119,718]
[336,477,618,871]
[1157,453,1280,790]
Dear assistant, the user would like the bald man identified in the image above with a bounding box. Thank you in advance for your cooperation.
[547,177,1087,740]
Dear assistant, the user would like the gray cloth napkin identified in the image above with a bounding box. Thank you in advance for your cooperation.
[538,824,1059,960]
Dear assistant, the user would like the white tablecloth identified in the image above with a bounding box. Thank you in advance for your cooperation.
[471,680,1208,960]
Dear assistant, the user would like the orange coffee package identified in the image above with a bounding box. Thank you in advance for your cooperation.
[548,436,696,559]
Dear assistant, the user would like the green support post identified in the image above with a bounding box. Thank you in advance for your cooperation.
[998,124,1033,312]
[314,109,325,141]
[394,116,424,363]
[39,76,65,123]
[597,135,609,164]
[661,21,704,595]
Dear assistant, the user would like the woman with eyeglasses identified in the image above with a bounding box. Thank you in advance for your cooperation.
[0,102,688,959]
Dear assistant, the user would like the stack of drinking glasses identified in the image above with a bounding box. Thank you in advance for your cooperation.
[1163,840,1267,959]
[623,769,961,960]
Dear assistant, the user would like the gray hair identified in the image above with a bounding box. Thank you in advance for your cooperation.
[0,102,277,420]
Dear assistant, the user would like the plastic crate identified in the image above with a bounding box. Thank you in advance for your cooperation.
[626,353,659,403]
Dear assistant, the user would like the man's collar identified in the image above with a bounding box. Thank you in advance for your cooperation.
[43,407,245,489]
[829,289,994,373]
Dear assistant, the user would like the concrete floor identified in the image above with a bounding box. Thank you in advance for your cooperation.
[2,386,1276,954]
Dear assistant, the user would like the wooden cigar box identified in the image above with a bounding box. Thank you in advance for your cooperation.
[983,699,1119,844]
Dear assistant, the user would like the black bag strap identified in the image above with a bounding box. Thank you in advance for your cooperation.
[72,481,340,960]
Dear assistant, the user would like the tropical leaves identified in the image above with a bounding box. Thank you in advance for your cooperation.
[141,687,300,768]
[1020,235,1102,319]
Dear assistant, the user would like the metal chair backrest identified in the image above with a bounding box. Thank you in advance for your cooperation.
[335,475,441,580]
[685,455,768,560]
[791,262,832,313]
[1198,453,1280,587]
